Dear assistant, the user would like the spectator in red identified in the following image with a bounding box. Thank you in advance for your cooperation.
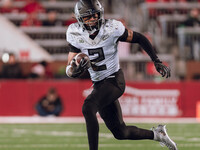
[0,0,19,13]
[20,0,45,14]
[29,60,53,79]
[20,12,42,26]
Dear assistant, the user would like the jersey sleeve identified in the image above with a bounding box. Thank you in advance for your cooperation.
[112,20,126,43]
[69,44,81,53]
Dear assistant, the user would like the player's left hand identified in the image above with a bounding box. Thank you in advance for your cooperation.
[154,59,171,78]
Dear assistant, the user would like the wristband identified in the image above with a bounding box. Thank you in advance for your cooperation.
[66,65,72,77]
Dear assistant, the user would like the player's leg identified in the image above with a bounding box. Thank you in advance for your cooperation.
[82,70,125,150]
[99,100,178,150]
[99,100,154,140]
[82,99,99,150]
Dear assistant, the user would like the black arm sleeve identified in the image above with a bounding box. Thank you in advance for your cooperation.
[117,29,128,42]
[131,31,158,62]
[69,44,81,53]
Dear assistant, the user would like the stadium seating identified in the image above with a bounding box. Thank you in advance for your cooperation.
[1,0,200,80]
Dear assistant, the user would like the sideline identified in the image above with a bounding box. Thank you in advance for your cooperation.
[0,116,199,124]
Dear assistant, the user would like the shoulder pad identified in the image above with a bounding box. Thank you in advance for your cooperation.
[67,23,81,35]
[104,19,123,30]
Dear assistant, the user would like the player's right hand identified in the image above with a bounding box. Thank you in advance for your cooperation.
[78,58,91,70]
[70,59,83,77]
[70,58,90,78]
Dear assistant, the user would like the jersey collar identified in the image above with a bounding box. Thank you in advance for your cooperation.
[82,23,105,46]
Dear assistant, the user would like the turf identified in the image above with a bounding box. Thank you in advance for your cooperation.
[0,123,199,150]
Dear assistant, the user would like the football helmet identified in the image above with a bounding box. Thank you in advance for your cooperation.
[74,0,104,34]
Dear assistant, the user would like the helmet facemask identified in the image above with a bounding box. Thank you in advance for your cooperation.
[74,0,104,34]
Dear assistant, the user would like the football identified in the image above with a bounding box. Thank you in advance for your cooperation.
[74,53,90,67]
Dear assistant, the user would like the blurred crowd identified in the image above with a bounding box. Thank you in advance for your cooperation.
[0,52,90,80]
[0,0,77,27]
[146,0,200,2]
[0,0,200,81]
[0,53,54,79]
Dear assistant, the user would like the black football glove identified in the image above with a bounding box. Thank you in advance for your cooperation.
[71,58,90,78]
[154,59,171,78]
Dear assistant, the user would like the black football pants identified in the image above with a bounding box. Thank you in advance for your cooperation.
[82,69,154,150]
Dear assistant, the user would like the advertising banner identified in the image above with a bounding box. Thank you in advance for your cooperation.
[0,80,199,117]
[82,83,182,117]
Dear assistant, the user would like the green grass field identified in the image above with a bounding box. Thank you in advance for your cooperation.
[0,123,199,150]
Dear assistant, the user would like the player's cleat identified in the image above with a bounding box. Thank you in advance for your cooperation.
[152,125,178,150]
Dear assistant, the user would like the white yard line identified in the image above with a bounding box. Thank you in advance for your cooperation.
[0,143,199,148]
[11,128,113,138]
[0,116,199,124]
[0,143,160,148]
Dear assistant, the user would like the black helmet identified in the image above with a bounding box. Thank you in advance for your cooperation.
[74,0,104,33]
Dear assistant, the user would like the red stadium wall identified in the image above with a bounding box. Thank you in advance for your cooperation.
[0,80,200,117]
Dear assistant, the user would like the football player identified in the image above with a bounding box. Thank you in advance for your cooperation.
[66,0,177,150]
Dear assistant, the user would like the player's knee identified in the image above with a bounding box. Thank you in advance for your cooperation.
[113,133,124,140]
[82,101,97,117]
[112,130,128,140]
[111,124,128,140]
[82,102,90,116]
